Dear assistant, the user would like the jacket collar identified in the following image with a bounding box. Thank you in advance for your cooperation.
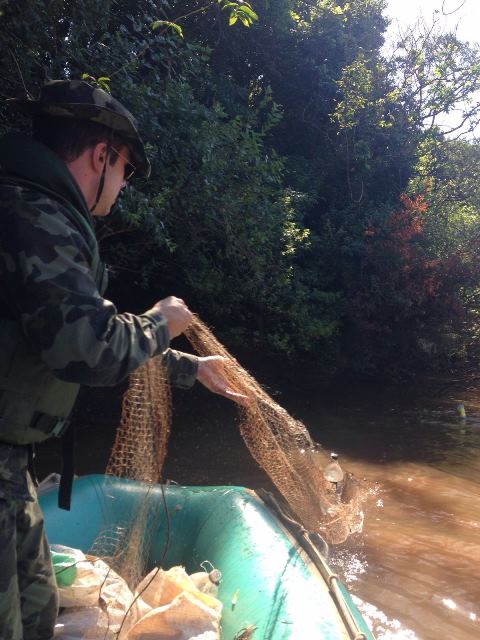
[0,132,92,224]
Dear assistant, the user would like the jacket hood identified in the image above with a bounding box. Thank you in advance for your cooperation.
[0,132,92,225]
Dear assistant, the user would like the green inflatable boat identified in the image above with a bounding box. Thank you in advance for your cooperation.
[40,474,374,639]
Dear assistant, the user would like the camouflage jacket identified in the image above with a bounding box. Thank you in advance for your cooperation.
[0,132,197,450]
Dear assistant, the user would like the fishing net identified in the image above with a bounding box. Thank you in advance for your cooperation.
[184,316,364,545]
[83,314,364,637]
[90,358,171,588]
[98,314,362,562]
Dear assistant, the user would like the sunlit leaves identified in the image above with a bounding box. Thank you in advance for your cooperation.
[149,2,257,34]
[218,0,258,27]
[151,20,183,38]
[81,73,111,93]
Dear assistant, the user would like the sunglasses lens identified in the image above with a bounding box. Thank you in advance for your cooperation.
[112,147,136,180]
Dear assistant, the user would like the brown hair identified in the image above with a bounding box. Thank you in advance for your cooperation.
[32,114,126,165]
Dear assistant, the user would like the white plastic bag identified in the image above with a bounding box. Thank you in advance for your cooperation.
[54,553,151,639]
[134,566,221,612]
[51,545,104,608]
[126,591,221,640]
[52,548,221,640]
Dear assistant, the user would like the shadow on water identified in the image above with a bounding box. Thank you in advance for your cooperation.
[37,374,480,640]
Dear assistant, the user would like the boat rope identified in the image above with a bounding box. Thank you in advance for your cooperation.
[256,489,329,557]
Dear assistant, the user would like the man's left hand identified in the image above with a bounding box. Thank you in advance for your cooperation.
[196,356,249,406]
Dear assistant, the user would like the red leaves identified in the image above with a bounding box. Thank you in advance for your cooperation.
[383,194,427,257]
[354,193,464,338]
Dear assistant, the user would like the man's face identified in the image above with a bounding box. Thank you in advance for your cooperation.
[92,144,133,217]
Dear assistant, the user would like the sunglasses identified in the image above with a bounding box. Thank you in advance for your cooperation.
[111,146,136,181]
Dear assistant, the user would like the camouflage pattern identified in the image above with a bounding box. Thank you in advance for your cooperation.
[162,348,201,389]
[0,132,197,445]
[0,444,58,640]
[7,79,151,178]
[0,102,198,637]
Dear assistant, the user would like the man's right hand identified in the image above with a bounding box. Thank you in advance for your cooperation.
[152,296,192,339]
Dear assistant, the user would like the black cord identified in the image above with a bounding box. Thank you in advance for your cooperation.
[115,476,172,638]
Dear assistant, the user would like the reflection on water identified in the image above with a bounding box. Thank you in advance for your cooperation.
[38,376,480,640]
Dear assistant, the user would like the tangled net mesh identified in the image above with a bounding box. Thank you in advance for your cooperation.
[90,359,171,588]
[81,314,366,638]
[184,316,364,545]
[92,314,364,599]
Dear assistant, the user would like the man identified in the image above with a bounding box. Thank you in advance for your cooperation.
[0,79,245,640]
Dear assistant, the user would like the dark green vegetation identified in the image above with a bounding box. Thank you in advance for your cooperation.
[2,0,480,380]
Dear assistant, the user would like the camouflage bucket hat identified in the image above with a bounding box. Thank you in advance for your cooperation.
[7,79,150,178]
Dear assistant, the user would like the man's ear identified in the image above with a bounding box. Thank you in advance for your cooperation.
[91,142,108,175]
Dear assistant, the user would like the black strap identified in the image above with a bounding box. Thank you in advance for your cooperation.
[90,160,107,213]
[58,421,76,510]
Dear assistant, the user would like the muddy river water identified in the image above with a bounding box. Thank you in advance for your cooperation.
[310,383,480,640]
[38,373,480,640]
[283,379,480,640]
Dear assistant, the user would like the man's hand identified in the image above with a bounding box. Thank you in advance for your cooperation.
[152,296,192,339]
[197,356,250,406]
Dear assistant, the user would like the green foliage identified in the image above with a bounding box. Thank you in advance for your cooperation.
[224,1,259,27]
[2,0,480,379]
[81,74,112,92]
[152,21,184,38]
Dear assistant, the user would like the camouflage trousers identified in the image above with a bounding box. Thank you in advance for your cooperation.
[0,444,58,640]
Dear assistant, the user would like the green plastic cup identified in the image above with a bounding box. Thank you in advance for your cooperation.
[51,550,78,587]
